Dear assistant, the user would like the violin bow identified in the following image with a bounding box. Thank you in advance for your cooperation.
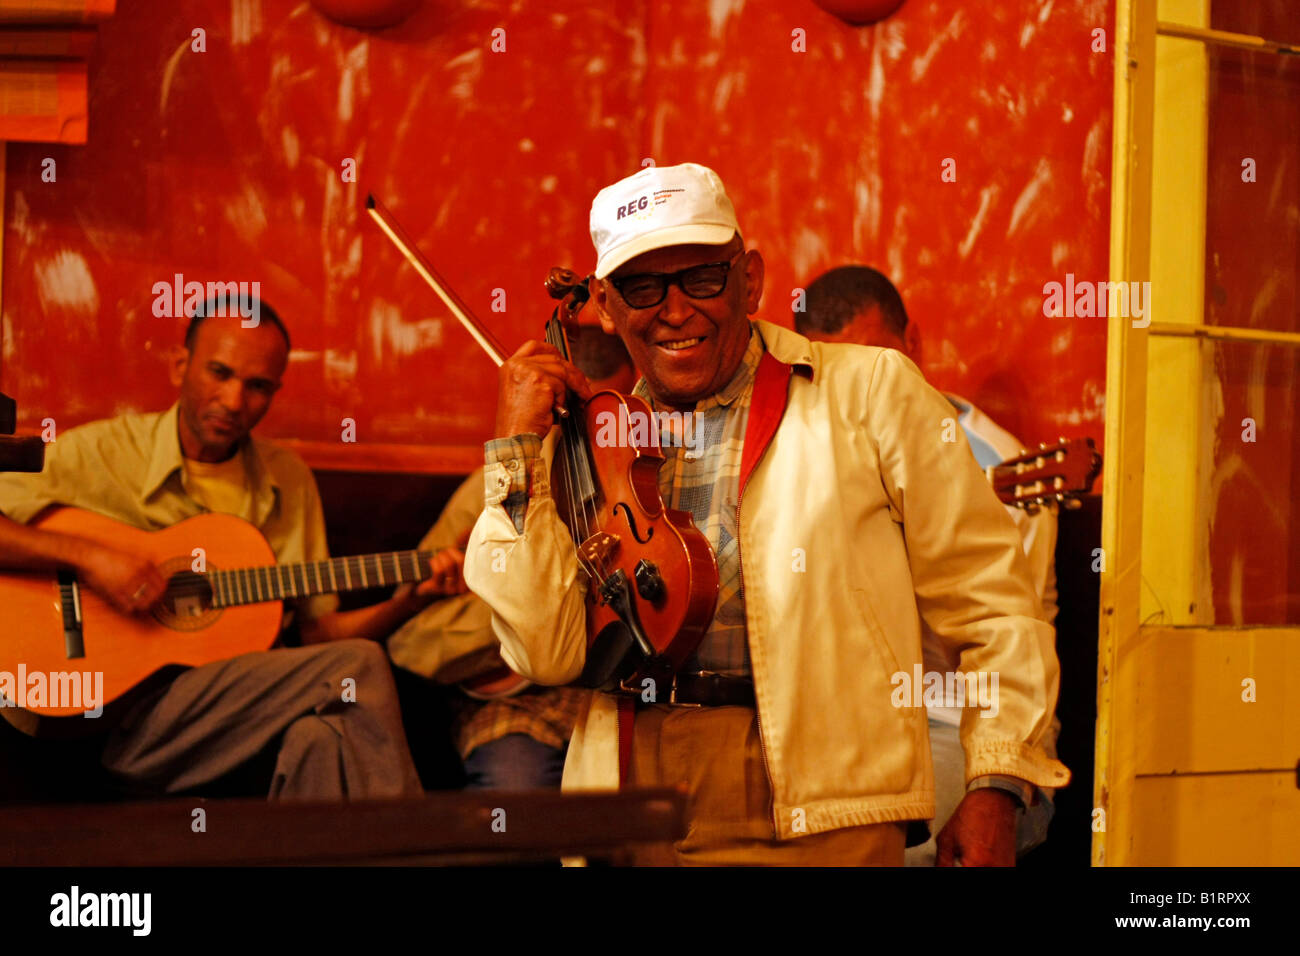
[365,194,510,367]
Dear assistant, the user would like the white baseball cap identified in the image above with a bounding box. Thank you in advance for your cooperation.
[589,163,741,279]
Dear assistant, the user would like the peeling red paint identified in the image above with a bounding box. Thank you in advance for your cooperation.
[2,0,1112,465]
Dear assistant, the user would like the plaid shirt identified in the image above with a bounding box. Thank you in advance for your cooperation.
[452,685,590,761]
[630,327,763,677]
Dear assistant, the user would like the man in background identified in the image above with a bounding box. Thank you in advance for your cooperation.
[797,265,1060,864]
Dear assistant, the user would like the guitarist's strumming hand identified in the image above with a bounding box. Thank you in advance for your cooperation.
[76,541,168,615]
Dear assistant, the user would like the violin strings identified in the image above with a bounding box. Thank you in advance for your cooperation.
[547,318,605,588]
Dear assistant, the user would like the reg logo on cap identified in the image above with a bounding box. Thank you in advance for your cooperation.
[590,162,741,279]
[617,191,655,222]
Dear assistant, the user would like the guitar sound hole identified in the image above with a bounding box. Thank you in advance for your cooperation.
[152,556,221,631]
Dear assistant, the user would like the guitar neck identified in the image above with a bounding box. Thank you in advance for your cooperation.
[209,550,434,608]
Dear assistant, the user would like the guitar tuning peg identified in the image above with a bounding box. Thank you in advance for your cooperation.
[1064,498,1083,510]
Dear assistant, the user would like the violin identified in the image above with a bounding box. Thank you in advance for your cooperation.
[366,196,719,693]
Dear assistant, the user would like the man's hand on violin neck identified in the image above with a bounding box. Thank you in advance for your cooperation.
[496,340,594,439]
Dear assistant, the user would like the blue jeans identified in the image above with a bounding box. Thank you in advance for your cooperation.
[904,717,1055,866]
[462,734,567,790]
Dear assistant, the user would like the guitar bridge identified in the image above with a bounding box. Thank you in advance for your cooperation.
[56,569,85,659]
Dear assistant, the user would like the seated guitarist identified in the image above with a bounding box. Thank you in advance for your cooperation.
[0,300,454,800]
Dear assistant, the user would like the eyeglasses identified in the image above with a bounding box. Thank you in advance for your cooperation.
[609,252,745,309]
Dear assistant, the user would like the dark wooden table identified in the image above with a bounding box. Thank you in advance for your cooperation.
[0,787,687,866]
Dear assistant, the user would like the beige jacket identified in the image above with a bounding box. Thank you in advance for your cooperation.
[465,321,1070,838]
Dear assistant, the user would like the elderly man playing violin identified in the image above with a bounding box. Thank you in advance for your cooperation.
[464,162,1068,865]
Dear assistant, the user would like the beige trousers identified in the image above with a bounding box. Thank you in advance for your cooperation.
[627,703,906,866]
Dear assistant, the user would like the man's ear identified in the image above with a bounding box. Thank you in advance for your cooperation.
[903,321,923,369]
[587,277,618,335]
[743,249,765,315]
[167,346,190,388]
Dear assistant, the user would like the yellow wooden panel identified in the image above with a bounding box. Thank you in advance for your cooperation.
[1095,0,1157,867]
[1130,627,1300,774]
[1130,771,1300,865]
[1140,0,1210,628]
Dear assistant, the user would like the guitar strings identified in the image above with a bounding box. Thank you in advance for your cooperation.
[163,550,440,606]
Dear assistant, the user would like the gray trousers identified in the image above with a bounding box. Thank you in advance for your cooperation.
[101,641,422,801]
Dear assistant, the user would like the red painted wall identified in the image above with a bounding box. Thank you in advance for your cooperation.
[1,0,1112,468]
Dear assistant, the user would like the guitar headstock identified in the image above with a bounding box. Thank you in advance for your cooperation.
[987,437,1102,512]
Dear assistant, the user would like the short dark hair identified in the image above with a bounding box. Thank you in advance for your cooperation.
[797,266,909,340]
[184,296,291,352]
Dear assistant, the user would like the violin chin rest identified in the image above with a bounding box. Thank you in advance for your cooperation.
[576,620,639,691]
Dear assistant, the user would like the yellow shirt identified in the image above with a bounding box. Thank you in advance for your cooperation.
[0,402,338,623]
[184,454,252,517]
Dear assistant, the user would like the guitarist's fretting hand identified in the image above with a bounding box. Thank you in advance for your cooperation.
[77,541,168,615]
[394,546,470,615]
[416,547,470,599]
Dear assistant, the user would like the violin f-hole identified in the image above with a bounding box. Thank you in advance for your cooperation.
[612,502,654,544]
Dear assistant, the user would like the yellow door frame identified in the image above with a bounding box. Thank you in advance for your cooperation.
[1097,0,1300,865]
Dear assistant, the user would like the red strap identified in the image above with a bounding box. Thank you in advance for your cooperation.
[617,695,636,788]
[739,350,794,496]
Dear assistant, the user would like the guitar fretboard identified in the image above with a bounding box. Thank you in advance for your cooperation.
[208,550,435,608]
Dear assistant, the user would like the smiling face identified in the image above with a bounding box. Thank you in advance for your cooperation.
[591,235,765,410]
[169,315,288,462]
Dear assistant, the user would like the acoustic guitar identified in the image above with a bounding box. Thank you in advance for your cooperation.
[0,507,527,726]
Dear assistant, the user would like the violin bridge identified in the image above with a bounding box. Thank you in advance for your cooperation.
[579,531,620,570]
